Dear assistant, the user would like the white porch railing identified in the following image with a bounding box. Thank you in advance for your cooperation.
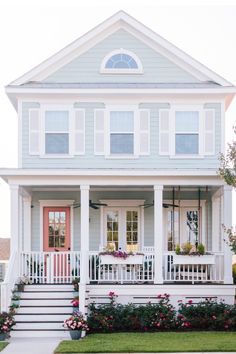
[163,252,224,283]
[20,251,80,284]
[89,252,154,283]
[1,251,19,311]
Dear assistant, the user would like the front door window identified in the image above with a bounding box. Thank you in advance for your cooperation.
[104,208,139,251]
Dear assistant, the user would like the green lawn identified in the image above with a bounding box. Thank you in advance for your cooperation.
[0,342,8,352]
[55,332,236,353]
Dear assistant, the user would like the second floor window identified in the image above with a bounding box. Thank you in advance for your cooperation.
[110,111,134,154]
[175,111,199,155]
[45,111,69,154]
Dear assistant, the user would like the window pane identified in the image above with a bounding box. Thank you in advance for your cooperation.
[110,134,134,154]
[45,133,69,154]
[110,111,134,132]
[186,210,199,244]
[175,111,199,132]
[45,111,69,131]
[175,134,198,154]
[105,54,138,69]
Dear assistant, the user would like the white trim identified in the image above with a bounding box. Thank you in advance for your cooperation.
[39,200,74,252]
[40,104,74,157]
[100,199,145,207]
[169,104,205,158]
[105,104,139,158]
[221,102,225,154]
[18,100,23,167]
[9,11,232,87]
[100,49,143,74]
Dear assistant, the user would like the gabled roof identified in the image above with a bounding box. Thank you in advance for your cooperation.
[0,238,10,261]
[8,10,233,87]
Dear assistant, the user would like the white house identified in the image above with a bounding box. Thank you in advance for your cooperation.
[0,11,235,337]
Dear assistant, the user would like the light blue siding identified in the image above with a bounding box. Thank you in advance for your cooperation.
[22,102,222,170]
[44,29,200,84]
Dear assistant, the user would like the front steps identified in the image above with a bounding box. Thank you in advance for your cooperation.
[12,284,75,338]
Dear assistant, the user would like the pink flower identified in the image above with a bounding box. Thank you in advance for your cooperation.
[188,300,193,304]
[212,315,216,320]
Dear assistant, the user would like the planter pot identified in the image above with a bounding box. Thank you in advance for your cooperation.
[69,330,82,340]
[173,254,215,265]
[0,333,7,341]
[17,284,24,292]
[100,254,143,265]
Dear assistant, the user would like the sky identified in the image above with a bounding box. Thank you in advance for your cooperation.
[0,0,236,237]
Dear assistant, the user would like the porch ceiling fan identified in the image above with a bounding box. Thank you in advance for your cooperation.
[140,201,179,209]
[71,200,107,210]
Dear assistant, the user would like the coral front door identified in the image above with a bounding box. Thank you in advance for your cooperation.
[43,207,70,252]
[43,207,71,282]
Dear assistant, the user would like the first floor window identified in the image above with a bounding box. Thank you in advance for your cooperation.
[45,110,69,154]
[105,208,139,252]
[175,111,199,155]
[110,111,134,154]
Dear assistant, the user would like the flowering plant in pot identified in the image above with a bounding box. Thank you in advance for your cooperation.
[63,310,89,339]
[17,275,32,292]
[71,296,79,308]
[0,311,15,340]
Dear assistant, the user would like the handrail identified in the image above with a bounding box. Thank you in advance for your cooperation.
[1,251,19,311]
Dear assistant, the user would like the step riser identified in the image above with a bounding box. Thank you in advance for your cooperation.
[15,314,72,321]
[11,330,70,338]
[21,292,75,299]
[24,285,74,291]
[20,299,72,306]
[14,322,67,330]
[17,307,72,314]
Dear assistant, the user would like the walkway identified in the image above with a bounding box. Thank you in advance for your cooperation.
[2,337,60,354]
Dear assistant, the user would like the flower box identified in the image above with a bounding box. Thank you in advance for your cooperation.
[100,254,143,265]
[173,254,215,265]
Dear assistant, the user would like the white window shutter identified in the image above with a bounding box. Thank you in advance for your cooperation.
[74,109,85,155]
[29,109,40,155]
[204,109,215,155]
[94,109,105,155]
[139,109,150,155]
[159,109,170,155]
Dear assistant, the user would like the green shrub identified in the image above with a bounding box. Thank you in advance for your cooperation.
[197,243,205,255]
[178,299,236,330]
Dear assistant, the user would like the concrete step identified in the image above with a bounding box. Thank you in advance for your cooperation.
[17,306,73,314]
[15,313,72,322]
[21,291,75,299]
[19,298,72,306]
[11,329,70,338]
[13,322,66,330]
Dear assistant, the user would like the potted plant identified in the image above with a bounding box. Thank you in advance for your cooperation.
[0,311,15,340]
[11,293,20,307]
[17,275,32,292]
[63,310,89,340]
[71,296,79,309]
[72,277,80,292]
[173,242,215,265]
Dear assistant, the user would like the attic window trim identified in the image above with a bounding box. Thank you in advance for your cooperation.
[100,49,143,75]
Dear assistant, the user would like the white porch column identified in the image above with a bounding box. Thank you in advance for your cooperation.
[212,196,220,252]
[23,196,32,252]
[10,184,20,253]
[223,185,233,284]
[79,185,90,315]
[154,185,163,284]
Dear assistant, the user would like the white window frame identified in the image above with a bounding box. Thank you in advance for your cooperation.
[40,104,74,158]
[170,105,204,158]
[163,200,206,251]
[105,105,139,158]
[100,49,143,74]
[100,200,144,251]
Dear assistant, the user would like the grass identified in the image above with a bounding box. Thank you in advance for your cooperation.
[55,332,236,353]
[0,342,8,352]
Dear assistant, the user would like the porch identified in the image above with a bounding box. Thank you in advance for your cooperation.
[0,172,234,311]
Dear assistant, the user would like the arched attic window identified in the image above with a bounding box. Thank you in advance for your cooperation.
[100,49,143,74]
